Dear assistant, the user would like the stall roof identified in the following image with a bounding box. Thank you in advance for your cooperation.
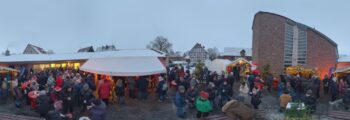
[0,49,164,63]
[207,59,231,74]
[221,47,252,56]
[80,56,166,76]
[335,66,350,73]
[0,66,19,72]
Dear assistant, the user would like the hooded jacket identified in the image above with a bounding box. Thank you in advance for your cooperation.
[89,106,106,120]
[195,97,212,113]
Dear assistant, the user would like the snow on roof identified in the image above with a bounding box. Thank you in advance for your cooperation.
[0,49,164,63]
[338,55,350,62]
[221,47,252,56]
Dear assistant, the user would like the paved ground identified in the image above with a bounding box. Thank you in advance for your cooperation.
[0,84,349,120]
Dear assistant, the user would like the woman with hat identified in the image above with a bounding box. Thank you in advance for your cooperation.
[195,91,212,118]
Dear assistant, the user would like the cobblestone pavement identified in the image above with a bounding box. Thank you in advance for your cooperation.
[0,84,349,120]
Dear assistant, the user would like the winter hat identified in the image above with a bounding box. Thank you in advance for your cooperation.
[54,86,62,92]
[79,117,91,120]
[54,100,63,110]
[200,91,209,99]
[178,85,185,93]
[306,90,312,95]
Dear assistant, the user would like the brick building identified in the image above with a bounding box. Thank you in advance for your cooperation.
[252,11,338,77]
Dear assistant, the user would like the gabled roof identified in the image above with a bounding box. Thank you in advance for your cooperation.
[78,46,94,53]
[252,11,338,47]
[191,43,205,50]
[23,44,48,54]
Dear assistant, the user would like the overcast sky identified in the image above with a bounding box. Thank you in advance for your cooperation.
[0,0,349,55]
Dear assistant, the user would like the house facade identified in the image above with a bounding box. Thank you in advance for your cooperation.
[188,43,208,63]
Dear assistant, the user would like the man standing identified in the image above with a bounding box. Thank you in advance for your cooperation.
[156,76,167,102]
[323,75,329,95]
[138,76,149,100]
[174,86,187,119]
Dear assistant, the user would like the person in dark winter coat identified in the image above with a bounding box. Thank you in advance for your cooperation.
[61,86,75,114]
[219,81,231,106]
[36,91,51,117]
[14,84,24,108]
[329,77,339,102]
[81,84,94,113]
[86,74,96,91]
[266,73,273,92]
[88,99,107,120]
[251,87,262,109]
[176,77,190,91]
[115,79,125,105]
[323,75,329,95]
[127,77,136,99]
[248,74,255,93]
[187,86,198,108]
[156,77,167,102]
[227,72,235,88]
[312,76,321,99]
[343,87,350,110]
[303,90,316,113]
[46,101,63,120]
[174,86,187,119]
[138,77,149,100]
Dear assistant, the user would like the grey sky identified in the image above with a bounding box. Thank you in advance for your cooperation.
[0,0,349,54]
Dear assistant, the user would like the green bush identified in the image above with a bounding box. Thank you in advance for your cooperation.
[284,102,312,120]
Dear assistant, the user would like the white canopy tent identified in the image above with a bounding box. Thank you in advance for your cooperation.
[207,59,231,74]
[80,56,166,76]
[0,66,19,73]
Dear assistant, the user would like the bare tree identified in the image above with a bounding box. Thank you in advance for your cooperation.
[147,36,173,55]
[207,47,220,60]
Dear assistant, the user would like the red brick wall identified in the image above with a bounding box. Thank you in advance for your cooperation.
[306,30,338,77]
[252,13,285,74]
[252,12,338,77]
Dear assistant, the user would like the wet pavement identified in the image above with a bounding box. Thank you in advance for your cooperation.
[0,85,349,120]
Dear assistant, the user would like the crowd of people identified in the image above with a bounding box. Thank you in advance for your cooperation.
[1,63,350,119]
[0,67,166,120]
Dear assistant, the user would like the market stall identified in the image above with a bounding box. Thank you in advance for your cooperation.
[80,56,166,76]
[334,66,350,78]
[286,65,315,77]
[207,59,231,75]
[227,57,251,73]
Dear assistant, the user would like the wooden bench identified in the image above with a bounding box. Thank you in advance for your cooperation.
[203,114,230,120]
[328,111,350,120]
[204,110,266,120]
[0,113,42,120]
[329,99,343,110]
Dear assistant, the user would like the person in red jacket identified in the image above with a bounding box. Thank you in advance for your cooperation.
[55,74,63,88]
[98,78,111,105]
